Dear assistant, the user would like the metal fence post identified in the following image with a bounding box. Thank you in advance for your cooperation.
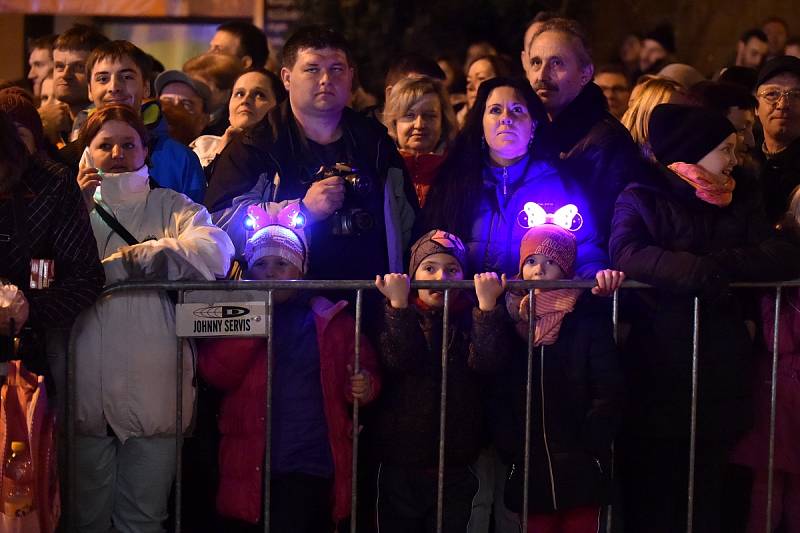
[435,289,451,533]
[350,289,363,533]
[607,289,620,533]
[263,290,274,533]
[686,296,700,533]
[521,288,535,530]
[175,289,185,533]
[766,286,782,533]
[66,326,77,532]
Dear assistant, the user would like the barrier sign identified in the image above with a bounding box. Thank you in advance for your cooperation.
[176,302,266,337]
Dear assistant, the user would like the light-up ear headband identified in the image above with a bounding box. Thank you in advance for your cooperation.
[244,203,306,233]
[517,202,584,231]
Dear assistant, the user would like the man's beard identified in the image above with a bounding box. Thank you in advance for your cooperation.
[161,101,207,145]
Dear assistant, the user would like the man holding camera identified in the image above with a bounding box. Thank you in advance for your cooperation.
[205,25,417,281]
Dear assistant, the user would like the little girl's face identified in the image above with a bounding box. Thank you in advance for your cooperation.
[414,252,464,308]
[247,255,301,303]
[522,253,566,282]
[247,255,302,281]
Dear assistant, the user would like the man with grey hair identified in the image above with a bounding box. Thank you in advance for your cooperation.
[520,11,559,75]
[526,17,641,240]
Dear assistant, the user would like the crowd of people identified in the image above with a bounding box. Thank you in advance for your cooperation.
[1,11,800,533]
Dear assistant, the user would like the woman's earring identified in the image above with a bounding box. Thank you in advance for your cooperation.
[481,136,486,150]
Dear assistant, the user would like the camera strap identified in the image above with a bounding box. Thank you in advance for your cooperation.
[93,201,141,246]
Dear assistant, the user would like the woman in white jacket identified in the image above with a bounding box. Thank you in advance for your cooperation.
[72,105,234,533]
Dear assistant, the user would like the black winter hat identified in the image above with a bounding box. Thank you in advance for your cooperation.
[648,104,735,165]
[645,23,676,54]
[756,56,800,88]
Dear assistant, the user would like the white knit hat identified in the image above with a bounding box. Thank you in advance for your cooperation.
[244,225,307,273]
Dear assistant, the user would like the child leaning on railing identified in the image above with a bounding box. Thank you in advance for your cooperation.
[372,229,512,533]
[197,207,380,533]
[492,223,624,533]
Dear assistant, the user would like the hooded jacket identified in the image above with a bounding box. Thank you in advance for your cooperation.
[534,82,641,245]
[72,167,234,441]
[198,296,381,524]
[609,161,800,440]
[204,101,418,277]
[467,155,608,279]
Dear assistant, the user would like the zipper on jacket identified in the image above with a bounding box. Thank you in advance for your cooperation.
[540,345,558,510]
[482,210,497,271]
[502,166,508,198]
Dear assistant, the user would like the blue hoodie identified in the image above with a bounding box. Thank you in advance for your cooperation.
[146,106,206,204]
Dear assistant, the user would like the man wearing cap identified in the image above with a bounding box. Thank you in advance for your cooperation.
[155,70,211,146]
[57,40,206,203]
[755,56,800,224]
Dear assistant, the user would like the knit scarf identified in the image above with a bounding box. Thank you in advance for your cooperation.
[668,162,736,207]
[507,288,582,346]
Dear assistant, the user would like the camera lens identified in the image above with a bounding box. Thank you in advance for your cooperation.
[351,210,375,232]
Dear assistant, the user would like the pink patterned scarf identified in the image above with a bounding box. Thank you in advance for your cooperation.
[668,162,736,207]
[506,288,582,346]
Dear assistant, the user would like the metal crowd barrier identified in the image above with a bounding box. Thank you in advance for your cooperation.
[59,279,800,533]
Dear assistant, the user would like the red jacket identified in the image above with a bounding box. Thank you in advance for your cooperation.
[198,296,381,524]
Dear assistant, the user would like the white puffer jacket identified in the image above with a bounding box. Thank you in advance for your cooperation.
[72,167,234,441]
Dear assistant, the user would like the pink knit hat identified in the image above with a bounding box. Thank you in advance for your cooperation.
[519,224,577,277]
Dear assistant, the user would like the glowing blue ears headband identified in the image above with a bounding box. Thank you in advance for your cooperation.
[244,203,306,233]
[517,202,584,231]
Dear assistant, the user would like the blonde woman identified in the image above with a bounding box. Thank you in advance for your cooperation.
[621,76,684,158]
[383,76,458,207]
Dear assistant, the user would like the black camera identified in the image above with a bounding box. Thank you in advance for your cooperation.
[313,164,375,236]
[314,163,370,196]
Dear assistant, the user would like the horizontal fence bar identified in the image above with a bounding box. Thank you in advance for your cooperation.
[100,278,800,295]
[83,276,799,533]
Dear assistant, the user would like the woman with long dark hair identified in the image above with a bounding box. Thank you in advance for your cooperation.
[423,76,614,286]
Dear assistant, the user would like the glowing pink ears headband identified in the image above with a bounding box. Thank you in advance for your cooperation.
[244,203,306,233]
[517,202,584,231]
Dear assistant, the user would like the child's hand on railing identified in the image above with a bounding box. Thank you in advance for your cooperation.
[348,365,373,401]
[592,269,625,297]
[375,274,410,309]
[474,272,507,311]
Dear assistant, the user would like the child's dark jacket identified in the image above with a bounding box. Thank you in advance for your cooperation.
[373,294,511,469]
[492,293,623,514]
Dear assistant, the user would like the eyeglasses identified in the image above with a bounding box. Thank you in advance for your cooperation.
[757,88,800,105]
